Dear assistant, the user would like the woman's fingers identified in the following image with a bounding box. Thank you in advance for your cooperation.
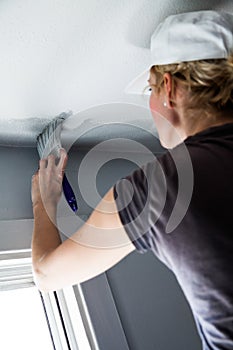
[47,154,56,171]
[37,149,68,173]
[58,148,68,173]
[31,170,42,207]
[39,158,47,170]
[32,149,68,208]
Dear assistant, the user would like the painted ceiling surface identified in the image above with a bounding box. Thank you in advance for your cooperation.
[0,0,232,146]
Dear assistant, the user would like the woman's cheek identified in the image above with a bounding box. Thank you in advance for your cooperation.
[150,94,162,115]
[149,94,156,111]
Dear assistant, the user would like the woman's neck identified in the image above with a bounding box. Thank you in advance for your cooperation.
[180,109,233,138]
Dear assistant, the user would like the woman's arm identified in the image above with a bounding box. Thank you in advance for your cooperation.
[31,150,135,292]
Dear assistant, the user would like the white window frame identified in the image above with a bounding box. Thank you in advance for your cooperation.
[0,249,98,350]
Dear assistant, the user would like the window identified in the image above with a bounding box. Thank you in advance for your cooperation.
[0,287,54,350]
[0,249,97,350]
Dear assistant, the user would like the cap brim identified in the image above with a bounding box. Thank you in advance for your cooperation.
[124,68,151,95]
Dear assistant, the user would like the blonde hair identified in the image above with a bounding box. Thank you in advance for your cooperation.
[149,54,233,116]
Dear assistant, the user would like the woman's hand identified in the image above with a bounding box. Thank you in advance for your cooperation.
[31,148,68,209]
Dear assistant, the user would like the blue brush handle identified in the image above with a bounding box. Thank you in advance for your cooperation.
[62,173,78,213]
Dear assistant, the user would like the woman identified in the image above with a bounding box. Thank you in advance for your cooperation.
[31,11,233,349]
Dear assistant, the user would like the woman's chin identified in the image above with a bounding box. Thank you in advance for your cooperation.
[160,136,183,149]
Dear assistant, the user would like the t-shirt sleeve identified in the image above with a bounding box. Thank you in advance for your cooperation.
[113,157,168,254]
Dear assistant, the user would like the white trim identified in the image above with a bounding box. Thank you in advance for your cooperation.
[57,287,93,350]
[0,249,33,290]
[42,291,70,350]
[0,249,96,349]
[74,284,100,350]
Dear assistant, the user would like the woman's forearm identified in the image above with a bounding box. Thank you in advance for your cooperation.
[32,202,61,273]
[31,149,68,287]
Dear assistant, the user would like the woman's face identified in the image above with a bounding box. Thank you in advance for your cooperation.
[148,74,164,115]
[148,72,182,149]
[148,74,170,147]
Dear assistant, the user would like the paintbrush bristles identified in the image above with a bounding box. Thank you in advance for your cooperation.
[37,115,65,159]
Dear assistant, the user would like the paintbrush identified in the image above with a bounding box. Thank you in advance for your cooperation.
[36,112,78,214]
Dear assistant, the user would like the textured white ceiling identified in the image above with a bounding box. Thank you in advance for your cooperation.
[0,0,233,146]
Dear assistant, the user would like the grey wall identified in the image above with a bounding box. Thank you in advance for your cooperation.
[0,143,201,349]
[106,252,201,350]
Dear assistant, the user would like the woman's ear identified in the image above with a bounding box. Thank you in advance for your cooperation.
[163,73,174,108]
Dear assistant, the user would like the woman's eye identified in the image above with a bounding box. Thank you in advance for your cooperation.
[143,85,153,95]
[144,86,152,95]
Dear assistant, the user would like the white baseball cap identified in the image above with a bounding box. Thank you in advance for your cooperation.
[125,10,233,94]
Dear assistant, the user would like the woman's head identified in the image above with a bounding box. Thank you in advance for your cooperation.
[125,11,233,148]
[147,55,233,148]
[149,55,233,116]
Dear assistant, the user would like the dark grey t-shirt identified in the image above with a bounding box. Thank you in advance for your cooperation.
[113,123,233,350]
